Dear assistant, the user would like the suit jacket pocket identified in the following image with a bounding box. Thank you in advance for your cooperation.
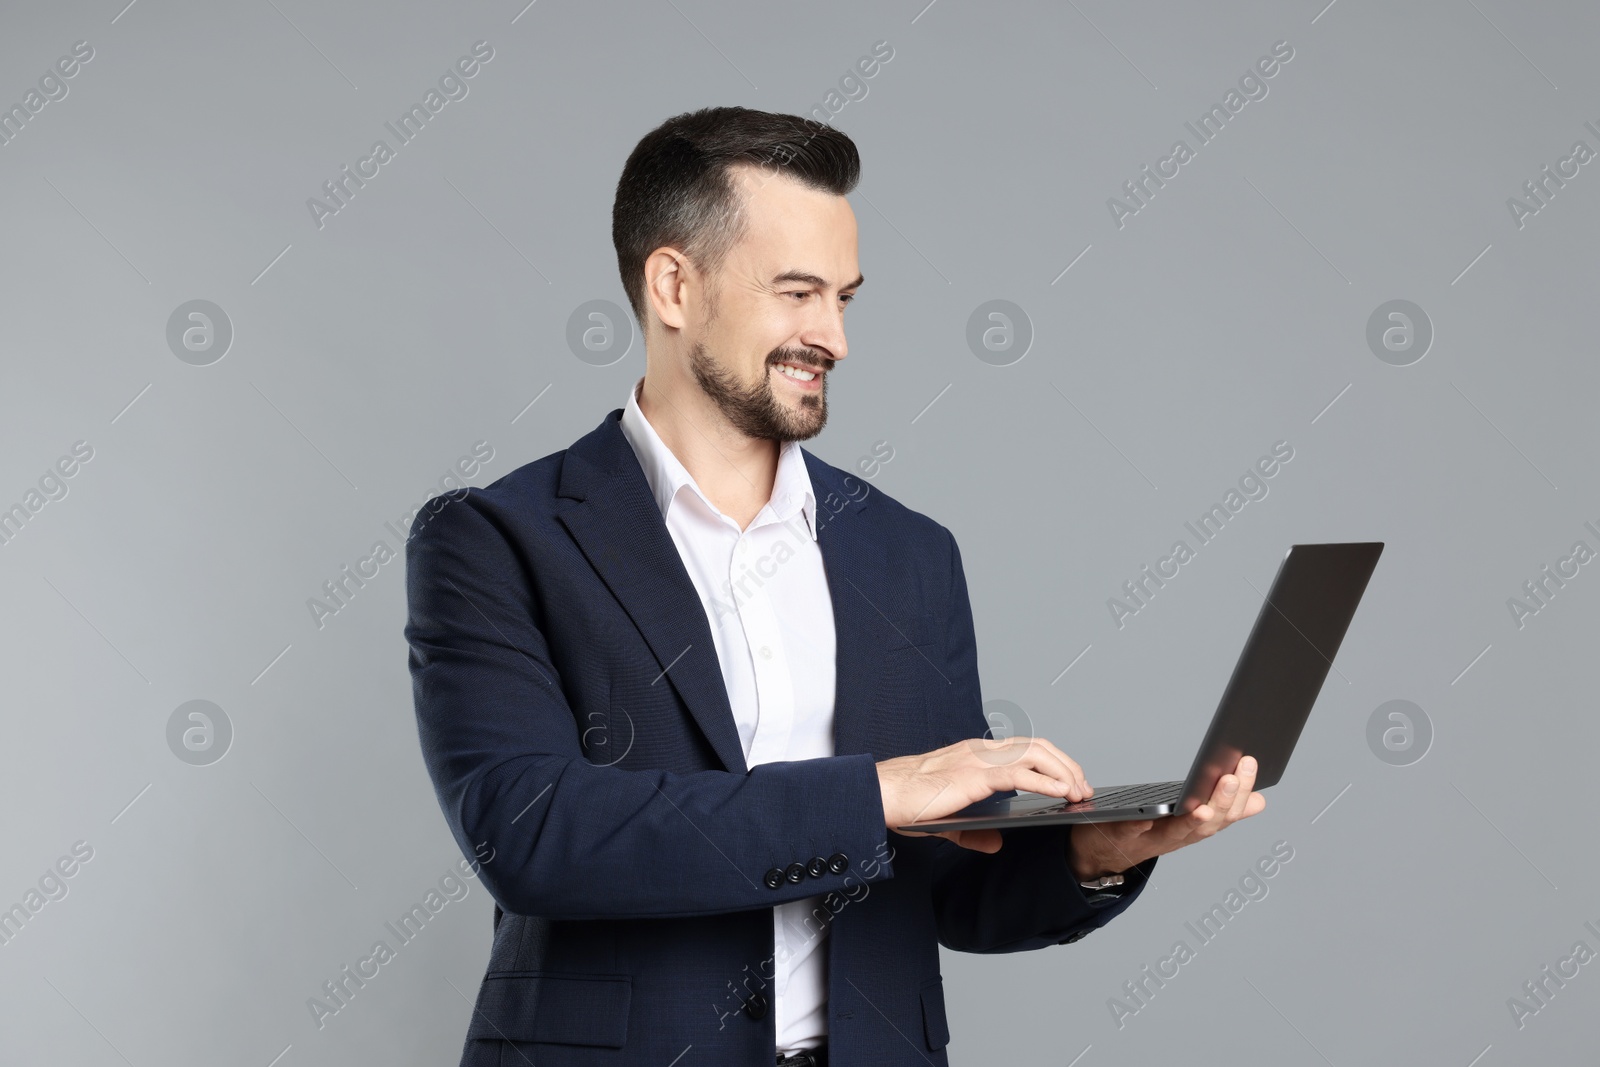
[881,611,938,651]
[465,971,631,1047]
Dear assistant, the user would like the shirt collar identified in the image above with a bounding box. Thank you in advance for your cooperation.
[619,376,818,540]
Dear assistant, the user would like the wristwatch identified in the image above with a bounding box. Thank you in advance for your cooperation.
[1078,873,1125,890]
[1078,872,1127,906]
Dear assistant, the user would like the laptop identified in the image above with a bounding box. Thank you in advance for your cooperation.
[897,542,1384,832]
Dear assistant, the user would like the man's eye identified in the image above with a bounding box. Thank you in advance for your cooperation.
[785,291,854,304]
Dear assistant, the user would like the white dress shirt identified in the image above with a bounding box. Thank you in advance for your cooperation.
[619,377,838,1053]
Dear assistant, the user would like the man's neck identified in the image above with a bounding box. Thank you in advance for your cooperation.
[636,375,779,532]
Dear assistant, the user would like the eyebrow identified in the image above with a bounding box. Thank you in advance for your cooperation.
[771,270,865,291]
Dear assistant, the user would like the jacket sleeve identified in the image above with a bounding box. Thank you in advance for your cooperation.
[404,491,893,921]
[924,528,1157,953]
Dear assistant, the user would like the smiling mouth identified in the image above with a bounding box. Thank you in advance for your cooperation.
[775,362,819,382]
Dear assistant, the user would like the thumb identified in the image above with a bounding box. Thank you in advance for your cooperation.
[943,828,1003,853]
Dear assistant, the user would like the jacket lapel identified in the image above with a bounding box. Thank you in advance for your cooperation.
[802,451,880,762]
[555,410,880,773]
[556,410,748,774]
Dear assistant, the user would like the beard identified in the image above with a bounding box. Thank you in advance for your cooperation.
[688,341,830,442]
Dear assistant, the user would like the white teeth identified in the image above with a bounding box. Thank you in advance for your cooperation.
[776,363,817,381]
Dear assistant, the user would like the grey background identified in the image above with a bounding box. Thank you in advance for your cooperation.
[2,0,1595,1063]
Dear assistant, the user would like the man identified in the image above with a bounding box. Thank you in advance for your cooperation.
[405,106,1266,1066]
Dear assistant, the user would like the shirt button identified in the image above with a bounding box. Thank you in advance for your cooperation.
[760,646,773,660]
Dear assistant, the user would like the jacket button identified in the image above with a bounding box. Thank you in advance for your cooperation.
[827,852,849,875]
[1065,930,1088,943]
[744,993,769,1020]
[785,862,807,884]
[807,856,828,878]
[764,868,785,889]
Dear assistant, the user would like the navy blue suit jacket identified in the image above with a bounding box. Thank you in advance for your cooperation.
[405,409,1156,1066]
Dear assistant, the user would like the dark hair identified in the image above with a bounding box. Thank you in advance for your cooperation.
[611,106,861,327]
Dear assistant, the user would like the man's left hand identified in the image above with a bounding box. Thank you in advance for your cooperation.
[1067,755,1266,881]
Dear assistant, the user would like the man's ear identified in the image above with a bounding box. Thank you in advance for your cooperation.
[644,247,691,332]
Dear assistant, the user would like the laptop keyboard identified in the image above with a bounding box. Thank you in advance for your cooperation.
[1018,780,1184,815]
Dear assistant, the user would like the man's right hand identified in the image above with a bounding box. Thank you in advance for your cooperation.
[877,736,1091,853]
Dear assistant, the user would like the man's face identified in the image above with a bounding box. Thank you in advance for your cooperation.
[687,165,861,443]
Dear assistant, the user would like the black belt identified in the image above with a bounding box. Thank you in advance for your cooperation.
[776,1046,827,1067]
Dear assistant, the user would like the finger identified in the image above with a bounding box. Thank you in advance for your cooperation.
[998,735,1088,793]
[1235,753,1259,789]
[1188,783,1226,836]
[1005,766,1088,800]
[1227,756,1258,820]
[1020,737,1090,795]
[981,739,1088,800]
[946,828,1003,853]
[1207,773,1240,823]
